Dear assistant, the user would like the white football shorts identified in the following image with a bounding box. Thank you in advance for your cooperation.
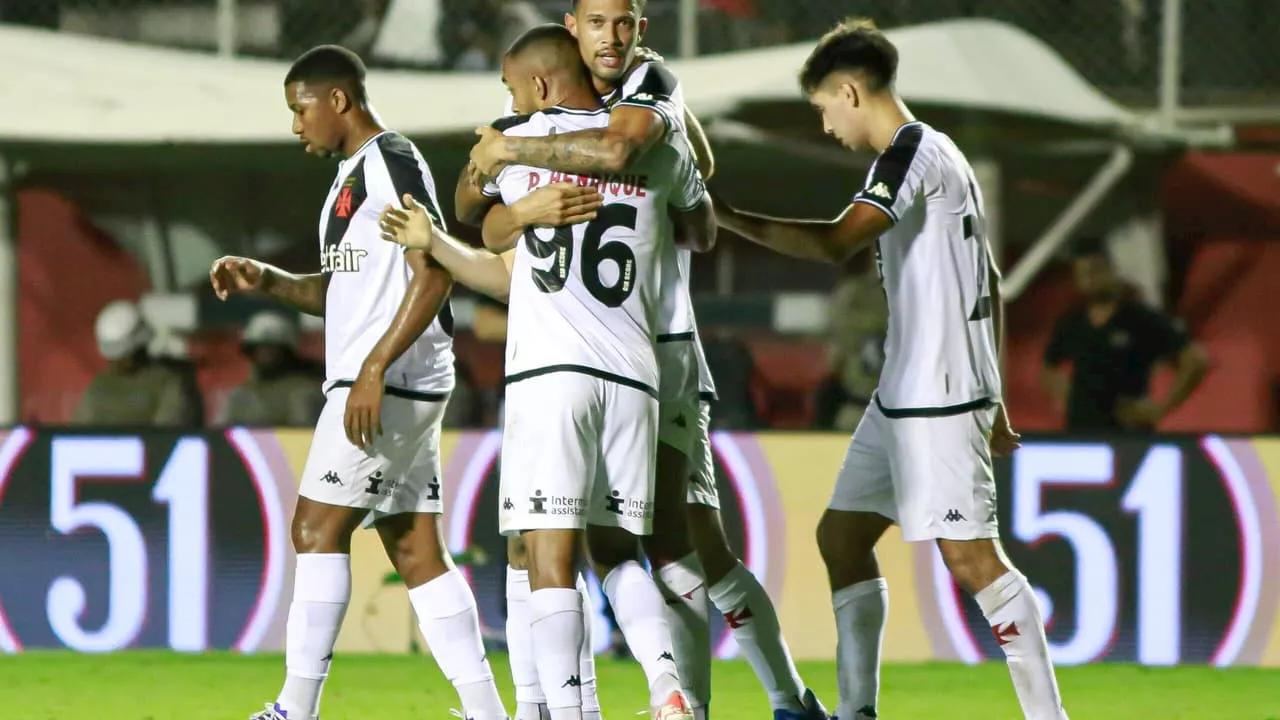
[499,371,658,536]
[828,396,998,542]
[298,386,447,523]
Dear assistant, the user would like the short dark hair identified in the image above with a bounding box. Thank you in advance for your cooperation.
[571,0,647,13]
[284,45,367,102]
[507,23,579,60]
[1071,237,1111,261]
[799,18,898,94]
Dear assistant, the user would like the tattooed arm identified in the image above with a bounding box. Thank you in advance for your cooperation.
[472,106,664,176]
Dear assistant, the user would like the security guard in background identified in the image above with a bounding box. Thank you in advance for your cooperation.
[216,311,324,427]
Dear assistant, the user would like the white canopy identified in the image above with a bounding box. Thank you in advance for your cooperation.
[1,18,1138,145]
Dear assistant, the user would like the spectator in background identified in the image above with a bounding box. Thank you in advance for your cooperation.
[1041,239,1210,432]
[150,330,207,427]
[444,0,546,70]
[814,265,887,432]
[279,0,389,59]
[216,312,324,427]
[701,329,761,429]
[74,300,200,427]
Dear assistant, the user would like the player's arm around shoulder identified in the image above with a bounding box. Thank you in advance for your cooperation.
[481,183,604,252]
[456,162,500,227]
[472,103,668,177]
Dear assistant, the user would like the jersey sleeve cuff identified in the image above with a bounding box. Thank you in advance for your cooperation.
[852,195,899,224]
[613,100,677,137]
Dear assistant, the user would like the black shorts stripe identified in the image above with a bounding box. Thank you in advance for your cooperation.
[875,394,992,419]
[657,332,695,343]
[504,364,659,400]
[698,391,717,403]
[327,380,448,403]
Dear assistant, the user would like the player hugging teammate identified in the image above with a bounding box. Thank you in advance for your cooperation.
[442,1,827,719]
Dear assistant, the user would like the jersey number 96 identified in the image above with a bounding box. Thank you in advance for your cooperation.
[523,204,638,308]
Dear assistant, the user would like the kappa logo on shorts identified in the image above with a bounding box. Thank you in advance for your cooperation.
[605,491,625,515]
[502,497,515,511]
[320,471,342,486]
[674,413,688,428]
[426,477,441,501]
[943,508,966,523]
[529,490,548,514]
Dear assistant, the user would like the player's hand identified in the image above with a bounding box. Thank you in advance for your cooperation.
[345,362,385,450]
[209,256,266,300]
[469,126,509,180]
[989,403,1022,457]
[1115,396,1164,431]
[379,193,436,250]
[634,46,665,64]
[513,183,603,227]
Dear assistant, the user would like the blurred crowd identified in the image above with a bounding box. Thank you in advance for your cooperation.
[71,235,1206,432]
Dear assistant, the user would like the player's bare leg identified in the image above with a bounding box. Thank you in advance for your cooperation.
[527,528,591,720]
[588,525,693,720]
[508,535,602,720]
[642,444,712,720]
[264,497,366,720]
[375,512,508,720]
[937,539,1068,719]
[687,505,825,720]
[816,510,893,720]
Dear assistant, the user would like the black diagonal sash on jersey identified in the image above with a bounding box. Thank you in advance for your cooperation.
[322,156,367,267]
[857,123,924,224]
[376,133,454,336]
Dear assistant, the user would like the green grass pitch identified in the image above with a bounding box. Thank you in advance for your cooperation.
[0,652,1275,719]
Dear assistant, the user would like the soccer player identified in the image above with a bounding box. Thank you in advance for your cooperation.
[210,45,508,720]
[380,25,713,720]
[463,3,828,720]
[711,20,1070,720]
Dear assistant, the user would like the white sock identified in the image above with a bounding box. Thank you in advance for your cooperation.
[514,704,550,720]
[655,554,712,712]
[277,553,351,720]
[507,566,546,711]
[708,561,805,712]
[831,578,887,720]
[602,560,684,708]
[530,588,586,720]
[576,573,603,720]
[975,571,1069,720]
[408,569,507,720]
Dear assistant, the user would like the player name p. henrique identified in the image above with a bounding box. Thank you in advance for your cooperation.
[523,170,651,198]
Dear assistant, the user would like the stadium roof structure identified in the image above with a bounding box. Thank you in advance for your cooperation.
[0,19,1211,148]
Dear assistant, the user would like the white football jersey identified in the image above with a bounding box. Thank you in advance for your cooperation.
[318,131,455,396]
[608,61,717,400]
[852,121,1001,414]
[483,105,705,397]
